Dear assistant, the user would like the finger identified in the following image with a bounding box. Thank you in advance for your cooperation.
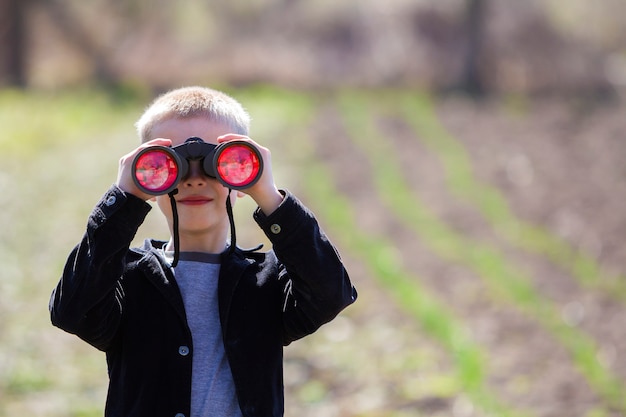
[120,138,173,162]
[217,134,249,144]
[141,138,173,148]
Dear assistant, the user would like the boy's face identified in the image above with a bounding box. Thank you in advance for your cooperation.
[148,116,238,247]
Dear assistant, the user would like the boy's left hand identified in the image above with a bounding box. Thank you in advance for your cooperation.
[217,134,284,216]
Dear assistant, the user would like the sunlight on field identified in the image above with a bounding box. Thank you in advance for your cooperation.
[0,90,138,416]
[1,87,625,417]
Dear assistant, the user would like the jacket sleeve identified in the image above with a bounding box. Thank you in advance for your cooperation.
[49,185,151,351]
[253,190,357,345]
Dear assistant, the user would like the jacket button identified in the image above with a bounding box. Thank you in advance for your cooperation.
[178,345,189,356]
[270,224,281,234]
[105,195,117,206]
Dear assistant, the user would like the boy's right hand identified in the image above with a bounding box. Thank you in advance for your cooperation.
[116,138,173,201]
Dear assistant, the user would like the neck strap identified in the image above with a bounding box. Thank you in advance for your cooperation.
[168,190,180,267]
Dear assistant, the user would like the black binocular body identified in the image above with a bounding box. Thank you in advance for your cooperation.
[132,137,263,195]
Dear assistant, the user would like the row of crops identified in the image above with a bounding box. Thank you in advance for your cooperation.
[0,87,623,416]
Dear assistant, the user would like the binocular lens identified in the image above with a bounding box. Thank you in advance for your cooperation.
[215,143,262,188]
[132,139,263,195]
[134,149,180,194]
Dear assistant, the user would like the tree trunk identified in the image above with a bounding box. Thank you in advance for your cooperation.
[461,0,486,97]
[0,0,27,87]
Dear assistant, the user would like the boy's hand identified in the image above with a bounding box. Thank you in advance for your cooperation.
[217,134,284,216]
[116,138,173,201]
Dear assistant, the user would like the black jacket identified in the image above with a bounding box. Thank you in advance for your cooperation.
[50,186,356,417]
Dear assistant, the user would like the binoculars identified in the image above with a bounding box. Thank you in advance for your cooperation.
[132,137,263,195]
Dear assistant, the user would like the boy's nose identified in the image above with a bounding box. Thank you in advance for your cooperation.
[183,160,209,186]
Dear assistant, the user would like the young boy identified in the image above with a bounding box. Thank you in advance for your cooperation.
[50,86,357,417]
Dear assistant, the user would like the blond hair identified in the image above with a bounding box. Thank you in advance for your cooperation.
[135,86,251,142]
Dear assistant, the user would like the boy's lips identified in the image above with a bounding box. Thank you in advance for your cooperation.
[177,195,213,205]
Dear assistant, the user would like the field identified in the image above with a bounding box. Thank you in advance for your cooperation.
[0,86,625,417]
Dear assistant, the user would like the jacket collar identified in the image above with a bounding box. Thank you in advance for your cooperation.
[133,239,254,333]
[135,239,187,323]
[218,249,255,335]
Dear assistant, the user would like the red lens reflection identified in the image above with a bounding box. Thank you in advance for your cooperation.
[134,150,179,193]
[216,144,261,188]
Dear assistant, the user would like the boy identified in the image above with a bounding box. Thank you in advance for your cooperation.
[50,86,357,417]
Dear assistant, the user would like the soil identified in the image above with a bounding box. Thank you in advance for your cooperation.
[284,96,626,417]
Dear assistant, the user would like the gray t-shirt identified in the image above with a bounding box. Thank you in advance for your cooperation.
[171,251,242,417]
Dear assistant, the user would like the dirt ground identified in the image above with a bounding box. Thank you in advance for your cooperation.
[285,96,626,417]
[4,89,623,417]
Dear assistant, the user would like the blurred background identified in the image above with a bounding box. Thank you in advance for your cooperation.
[1,0,625,416]
[3,0,626,94]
